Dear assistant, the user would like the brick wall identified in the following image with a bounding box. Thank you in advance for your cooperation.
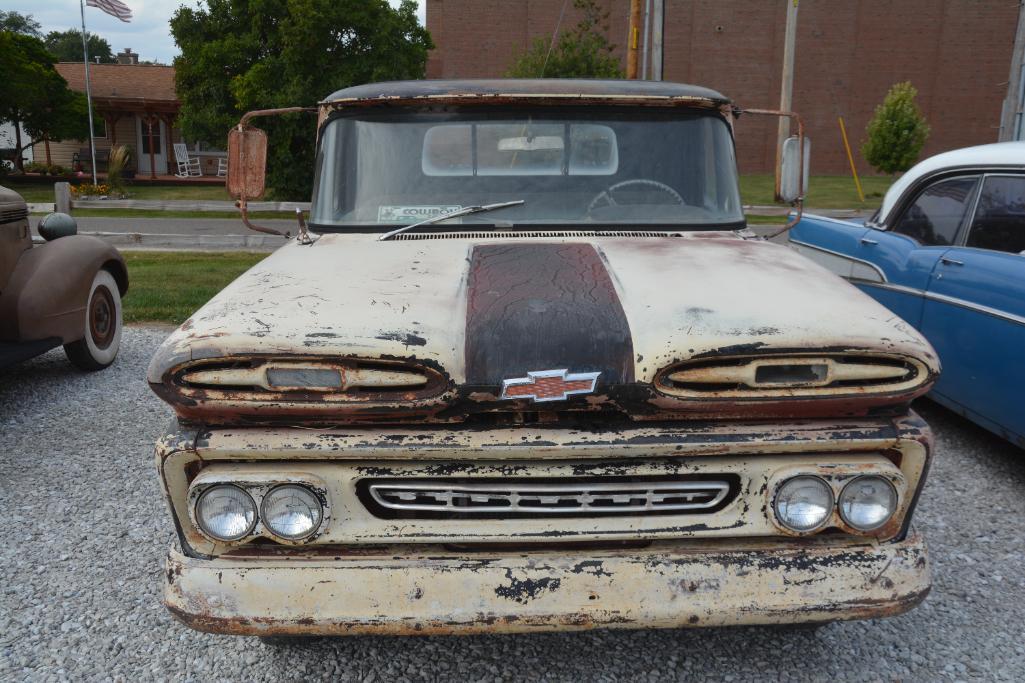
[426,0,1021,175]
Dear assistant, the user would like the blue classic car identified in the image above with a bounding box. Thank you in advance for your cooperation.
[790,142,1025,448]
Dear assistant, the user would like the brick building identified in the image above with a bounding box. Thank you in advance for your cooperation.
[425,0,1022,175]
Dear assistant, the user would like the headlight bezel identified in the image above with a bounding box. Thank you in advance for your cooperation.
[188,477,331,546]
[769,467,906,538]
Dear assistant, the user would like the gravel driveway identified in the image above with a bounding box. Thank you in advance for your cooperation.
[2,326,1023,682]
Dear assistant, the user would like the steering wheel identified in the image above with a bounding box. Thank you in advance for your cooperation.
[587,179,685,213]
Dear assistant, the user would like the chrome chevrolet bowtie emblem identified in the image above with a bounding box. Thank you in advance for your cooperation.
[499,369,601,402]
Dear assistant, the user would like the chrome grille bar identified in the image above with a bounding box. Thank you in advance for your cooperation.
[366,480,731,515]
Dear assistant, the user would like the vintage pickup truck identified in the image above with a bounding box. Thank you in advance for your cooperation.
[149,80,939,636]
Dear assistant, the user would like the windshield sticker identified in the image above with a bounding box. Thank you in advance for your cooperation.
[378,205,463,223]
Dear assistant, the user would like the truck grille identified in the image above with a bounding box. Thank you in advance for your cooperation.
[359,477,736,519]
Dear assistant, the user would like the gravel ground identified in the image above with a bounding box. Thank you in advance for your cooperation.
[1,326,1024,682]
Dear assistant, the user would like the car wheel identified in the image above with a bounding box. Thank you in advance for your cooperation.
[64,269,122,371]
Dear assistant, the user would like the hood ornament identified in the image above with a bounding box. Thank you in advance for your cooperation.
[499,369,601,403]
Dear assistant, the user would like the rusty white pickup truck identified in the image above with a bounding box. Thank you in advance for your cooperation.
[149,79,938,636]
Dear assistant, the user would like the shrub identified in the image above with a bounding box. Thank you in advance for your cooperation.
[24,161,48,174]
[106,144,131,197]
[862,82,930,175]
[507,0,621,78]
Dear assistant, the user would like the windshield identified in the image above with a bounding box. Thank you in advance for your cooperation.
[310,108,743,230]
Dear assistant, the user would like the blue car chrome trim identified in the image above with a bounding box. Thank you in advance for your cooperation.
[854,280,1025,328]
[789,239,888,282]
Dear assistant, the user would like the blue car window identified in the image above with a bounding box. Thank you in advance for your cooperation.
[892,176,978,246]
[966,175,1025,254]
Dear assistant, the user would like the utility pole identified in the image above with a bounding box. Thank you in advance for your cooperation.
[627,0,642,79]
[641,0,652,80]
[999,1,1025,141]
[651,0,665,81]
[774,0,799,201]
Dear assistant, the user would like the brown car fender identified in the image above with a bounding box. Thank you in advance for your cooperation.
[0,235,128,343]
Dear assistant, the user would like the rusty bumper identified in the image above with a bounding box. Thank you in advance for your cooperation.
[165,531,929,636]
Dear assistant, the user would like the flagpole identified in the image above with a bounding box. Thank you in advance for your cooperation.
[79,0,98,185]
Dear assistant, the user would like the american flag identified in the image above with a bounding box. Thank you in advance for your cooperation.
[86,0,132,23]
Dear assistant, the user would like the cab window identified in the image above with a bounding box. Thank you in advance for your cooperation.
[966,175,1025,254]
[892,176,978,246]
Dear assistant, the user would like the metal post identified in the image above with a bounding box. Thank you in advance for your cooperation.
[999,1,1025,141]
[79,0,98,185]
[627,0,642,79]
[651,0,664,81]
[774,0,799,201]
[641,0,652,80]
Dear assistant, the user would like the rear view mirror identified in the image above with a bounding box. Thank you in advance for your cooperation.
[227,126,268,200]
[780,135,811,204]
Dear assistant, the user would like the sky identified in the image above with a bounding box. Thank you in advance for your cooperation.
[4,0,427,64]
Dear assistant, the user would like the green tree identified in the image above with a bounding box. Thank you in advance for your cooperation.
[45,30,115,64]
[0,10,41,37]
[862,82,931,175]
[170,0,433,200]
[0,31,91,171]
[506,0,621,78]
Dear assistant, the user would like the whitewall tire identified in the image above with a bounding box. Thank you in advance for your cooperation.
[64,269,123,371]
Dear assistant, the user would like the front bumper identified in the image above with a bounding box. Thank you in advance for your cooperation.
[165,531,930,635]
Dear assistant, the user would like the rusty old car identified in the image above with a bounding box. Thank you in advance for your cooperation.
[149,80,939,636]
[1,185,127,371]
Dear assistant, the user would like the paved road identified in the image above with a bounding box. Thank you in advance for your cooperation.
[2,327,1023,681]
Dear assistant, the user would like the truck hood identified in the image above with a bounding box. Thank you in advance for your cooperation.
[149,231,937,390]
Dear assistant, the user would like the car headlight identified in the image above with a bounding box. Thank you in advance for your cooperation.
[774,476,834,532]
[261,485,324,540]
[839,476,897,531]
[195,484,258,541]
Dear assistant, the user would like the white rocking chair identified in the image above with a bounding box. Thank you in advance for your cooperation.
[173,143,202,177]
[216,156,227,178]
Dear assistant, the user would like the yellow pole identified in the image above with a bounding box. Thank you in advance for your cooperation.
[838,116,865,203]
[627,0,642,79]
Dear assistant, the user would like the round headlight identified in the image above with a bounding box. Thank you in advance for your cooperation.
[195,484,257,541]
[774,476,834,532]
[261,485,323,540]
[839,476,898,531]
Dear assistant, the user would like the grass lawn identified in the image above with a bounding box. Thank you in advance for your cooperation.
[740,174,893,210]
[123,251,267,324]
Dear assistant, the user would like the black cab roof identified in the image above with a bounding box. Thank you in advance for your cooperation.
[322,79,731,108]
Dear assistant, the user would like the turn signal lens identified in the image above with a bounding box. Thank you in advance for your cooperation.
[839,476,897,531]
[195,485,258,541]
[261,485,324,540]
[774,476,833,532]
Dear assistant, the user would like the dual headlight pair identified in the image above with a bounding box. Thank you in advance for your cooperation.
[194,484,324,542]
[774,475,897,533]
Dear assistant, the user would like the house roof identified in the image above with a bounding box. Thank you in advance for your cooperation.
[55,63,178,103]
[322,79,731,108]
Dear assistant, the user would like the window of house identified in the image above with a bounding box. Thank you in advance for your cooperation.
[966,175,1025,254]
[892,176,978,246]
[140,122,162,155]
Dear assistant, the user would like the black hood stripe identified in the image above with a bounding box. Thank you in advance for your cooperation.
[464,243,635,387]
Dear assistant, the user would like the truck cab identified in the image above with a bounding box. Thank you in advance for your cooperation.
[149,79,938,635]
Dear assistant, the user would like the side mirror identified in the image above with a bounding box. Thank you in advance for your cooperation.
[779,135,811,204]
[227,126,268,200]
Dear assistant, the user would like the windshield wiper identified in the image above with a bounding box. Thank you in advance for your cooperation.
[377,200,525,241]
